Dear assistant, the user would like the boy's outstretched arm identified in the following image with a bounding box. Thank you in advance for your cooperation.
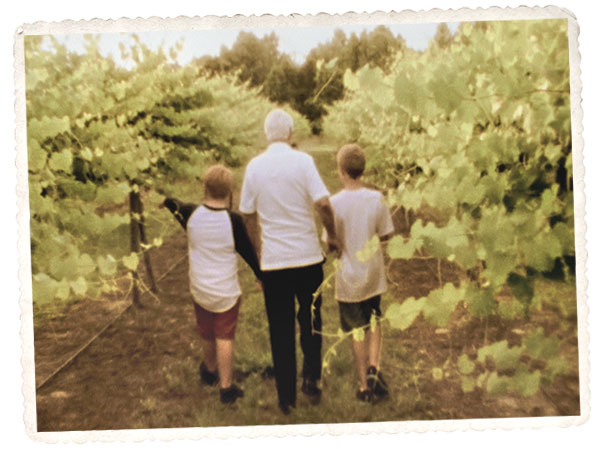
[229,212,262,281]
[315,196,341,254]
[162,197,198,230]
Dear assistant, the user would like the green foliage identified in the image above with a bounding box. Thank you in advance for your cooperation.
[385,297,424,331]
[26,34,310,306]
[323,19,573,399]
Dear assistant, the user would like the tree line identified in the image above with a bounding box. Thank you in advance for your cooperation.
[194,24,449,133]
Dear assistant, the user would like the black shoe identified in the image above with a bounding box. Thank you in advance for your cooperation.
[199,362,219,386]
[278,402,295,415]
[356,388,373,402]
[367,366,389,399]
[220,384,244,404]
[301,378,322,404]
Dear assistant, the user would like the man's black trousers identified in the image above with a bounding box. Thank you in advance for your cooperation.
[262,262,323,408]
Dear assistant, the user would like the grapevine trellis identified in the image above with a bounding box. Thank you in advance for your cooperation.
[27,19,576,402]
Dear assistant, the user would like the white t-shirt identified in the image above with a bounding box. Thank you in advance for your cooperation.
[187,205,241,312]
[239,142,330,270]
[329,188,395,302]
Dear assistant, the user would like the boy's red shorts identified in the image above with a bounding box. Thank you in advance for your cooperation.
[193,299,241,340]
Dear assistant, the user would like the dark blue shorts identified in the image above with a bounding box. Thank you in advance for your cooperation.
[338,295,382,332]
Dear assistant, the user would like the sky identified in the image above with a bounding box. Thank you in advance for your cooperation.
[47,22,459,66]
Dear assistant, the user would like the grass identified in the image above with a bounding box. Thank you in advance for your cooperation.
[35,137,582,429]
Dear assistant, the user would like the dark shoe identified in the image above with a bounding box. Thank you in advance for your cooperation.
[199,362,219,386]
[261,365,275,379]
[301,378,322,405]
[220,384,244,404]
[367,366,389,399]
[278,402,295,415]
[356,388,373,402]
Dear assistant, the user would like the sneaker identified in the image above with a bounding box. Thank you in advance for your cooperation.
[220,384,244,404]
[367,366,389,399]
[278,402,295,415]
[301,378,322,404]
[199,362,219,386]
[356,388,372,402]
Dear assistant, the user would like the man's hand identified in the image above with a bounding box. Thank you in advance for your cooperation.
[326,234,342,257]
[315,196,341,256]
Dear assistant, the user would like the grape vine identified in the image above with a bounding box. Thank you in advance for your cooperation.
[322,19,574,397]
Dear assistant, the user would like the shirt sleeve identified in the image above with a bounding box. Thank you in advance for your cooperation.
[239,164,257,214]
[229,212,263,281]
[163,197,198,230]
[305,156,330,203]
[376,194,395,237]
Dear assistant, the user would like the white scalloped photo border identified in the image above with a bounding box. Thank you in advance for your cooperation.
[14,5,588,442]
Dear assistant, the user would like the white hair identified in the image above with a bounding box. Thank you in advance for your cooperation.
[264,109,294,142]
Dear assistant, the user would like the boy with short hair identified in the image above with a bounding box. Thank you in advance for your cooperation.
[326,144,395,402]
[163,164,262,405]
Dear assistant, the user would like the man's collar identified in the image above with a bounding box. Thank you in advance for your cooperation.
[267,142,292,152]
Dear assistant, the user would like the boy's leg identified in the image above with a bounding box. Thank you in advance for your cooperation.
[193,301,219,384]
[215,338,234,388]
[366,320,382,369]
[213,299,242,389]
[351,337,369,391]
[263,269,297,410]
[295,263,323,383]
[203,339,218,372]
[339,301,370,394]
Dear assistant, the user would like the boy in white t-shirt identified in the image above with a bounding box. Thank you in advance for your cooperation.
[163,165,262,405]
[326,144,395,402]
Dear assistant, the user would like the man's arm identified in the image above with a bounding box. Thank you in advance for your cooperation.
[241,212,262,261]
[315,197,340,254]
[229,212,262,281]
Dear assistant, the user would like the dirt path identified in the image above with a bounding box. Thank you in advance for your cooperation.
[33,143,581,431]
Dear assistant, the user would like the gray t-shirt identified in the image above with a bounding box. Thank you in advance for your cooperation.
[329,188,394,302]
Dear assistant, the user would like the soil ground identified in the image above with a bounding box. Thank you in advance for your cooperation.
[33,144,581,431]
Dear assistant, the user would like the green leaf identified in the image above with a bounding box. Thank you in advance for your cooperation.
[55,280,71,301]
[352,328,365,342]
[122,252,140,271]
[355,235,380,262]
[96,182,131,205]
[343,69,360,91]
[32,273,58,305]
[457,354,476,375]
[387,236,420,259]
[486,372,510,395]
[97,255,117,276]
[507,273,534,309]
[27,140,48,172]
[80,147,94,161]
[523,327,560,360]
[385,297,424,331]
[48,149,73,173]
[77,253,96,276]
[70,276,88,296]
[513,364,541,397]
[423,283,466,327]
[369,312,378,332]
[477,340,523,371]
[461,375,476,393]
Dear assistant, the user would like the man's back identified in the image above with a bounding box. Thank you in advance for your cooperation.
[240,142,330,270]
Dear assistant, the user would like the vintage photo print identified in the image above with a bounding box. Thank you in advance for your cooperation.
[14,5,587,441]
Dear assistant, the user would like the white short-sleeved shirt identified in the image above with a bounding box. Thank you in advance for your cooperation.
[187,206,241,312]
[239,142,330,270]
[329,188,395,302]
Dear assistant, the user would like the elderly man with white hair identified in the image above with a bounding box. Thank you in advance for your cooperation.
[240,109,339,415]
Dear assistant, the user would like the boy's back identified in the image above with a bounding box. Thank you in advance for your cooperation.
[330,187,394,302]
